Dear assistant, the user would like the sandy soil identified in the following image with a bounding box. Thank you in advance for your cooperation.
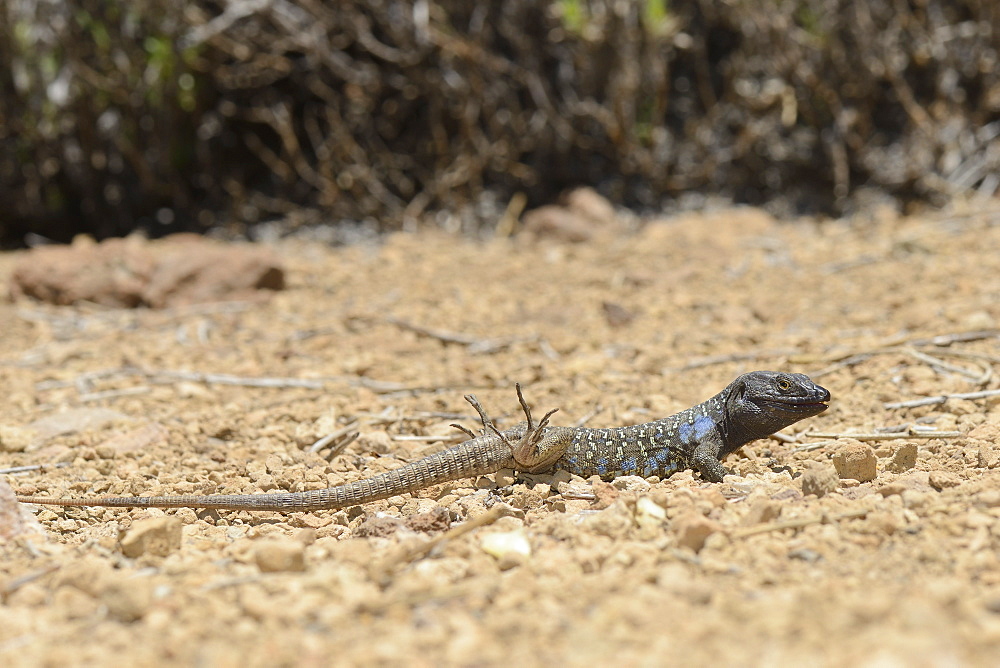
[2,204,1000,667]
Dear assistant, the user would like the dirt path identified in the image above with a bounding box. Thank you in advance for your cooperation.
[2,205,1000,666]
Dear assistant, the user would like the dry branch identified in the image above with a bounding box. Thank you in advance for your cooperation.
[884,389,1000,409]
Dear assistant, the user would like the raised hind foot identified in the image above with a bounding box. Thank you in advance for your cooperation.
[455,384,573,474]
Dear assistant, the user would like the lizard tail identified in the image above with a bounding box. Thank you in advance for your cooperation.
[16,433,516,512]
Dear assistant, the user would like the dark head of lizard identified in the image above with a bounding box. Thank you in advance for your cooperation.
[718,371,830,455]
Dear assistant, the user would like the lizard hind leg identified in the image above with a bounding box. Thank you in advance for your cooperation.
[509,383,570,473]
[462,384,569,473]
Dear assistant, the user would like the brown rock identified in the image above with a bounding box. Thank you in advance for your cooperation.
[800,463,840,497]
[928,470,961,491]
[494,469,516,487]
[832,441,878,482]
[771,487,802,501]
[978,443,999,469]
[9,237,152,306]
[142,240,284,307]
[0,425,34,453]
[119,517,183,558]
[564,187,617,227]
[101,578,153,622]
[743,498,781,525]
[254,538,307,572]
[975,490,1000,508]
[521,188,620,243]
[968,421,1000,442]
[866,510,904,536]
[883,442,919,473]
[353,516,405,538]
[509,484,545,511]
[52,586,101,621]
[672,512,721,553]
[27,407,130,445]
[590,479,619,510]
[879,471,933,497]
[9,235,284,308]
[54,557,112,596]
[356,431,394,455]
[404,507,452,533]
[877,483,907,497]
[521,205,597,243]
[610,475,651,494]
[584,501,635,539]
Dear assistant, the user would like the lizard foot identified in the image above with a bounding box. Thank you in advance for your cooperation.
[461,384,565,472]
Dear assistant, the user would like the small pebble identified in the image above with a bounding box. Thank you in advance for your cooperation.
[788,548,822,562]
[977,444,998,469]
[480,529,531,569]
[635,496,666,521]
[884,442,918,473]
[494,469,516,487]
[254,538,306,572]
[119,517,182,558]
[743,499,781,525]
[0,425,34,452]
[611,475,651,494]
[404,507,451,533]
[928,470,961,491]
[832,441,878,482]
[102,578,153,622]
[672,512,720,553]
[800,464,840,497]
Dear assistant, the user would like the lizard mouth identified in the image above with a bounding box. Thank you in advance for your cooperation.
[758,397,829,413]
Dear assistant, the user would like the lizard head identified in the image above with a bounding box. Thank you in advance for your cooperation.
[724,370,830,443]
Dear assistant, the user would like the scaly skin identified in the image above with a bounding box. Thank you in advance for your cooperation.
[16,371,830,512]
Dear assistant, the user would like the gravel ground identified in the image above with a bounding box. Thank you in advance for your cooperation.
[2,204,1000,666]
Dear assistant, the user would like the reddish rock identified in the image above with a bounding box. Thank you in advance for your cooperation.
[522,205,597,243]
[143,239,284,307]
[10,237,152,307]
[10,235,284,308]
[672,511,721,553]
[521,187,621,242]
[564,187,618,227]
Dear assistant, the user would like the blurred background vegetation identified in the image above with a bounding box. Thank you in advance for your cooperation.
[1,0,998,246]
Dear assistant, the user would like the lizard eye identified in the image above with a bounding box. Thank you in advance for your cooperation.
[776,377,792,391]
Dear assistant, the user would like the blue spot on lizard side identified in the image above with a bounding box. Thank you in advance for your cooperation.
[693,415,716,440]
[596,457,609,476]
[678,421,694,444]
[680,415,717,444]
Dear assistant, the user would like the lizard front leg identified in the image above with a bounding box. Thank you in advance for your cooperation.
[690,429,732,483]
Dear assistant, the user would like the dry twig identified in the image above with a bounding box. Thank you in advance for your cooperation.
[386,317,538,354]
[732,509,869,538]
[0,463,70,476]
[803,429,963,441]
[884,389,1000,409]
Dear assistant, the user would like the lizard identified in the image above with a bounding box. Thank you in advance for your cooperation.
[15,370,830,513]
